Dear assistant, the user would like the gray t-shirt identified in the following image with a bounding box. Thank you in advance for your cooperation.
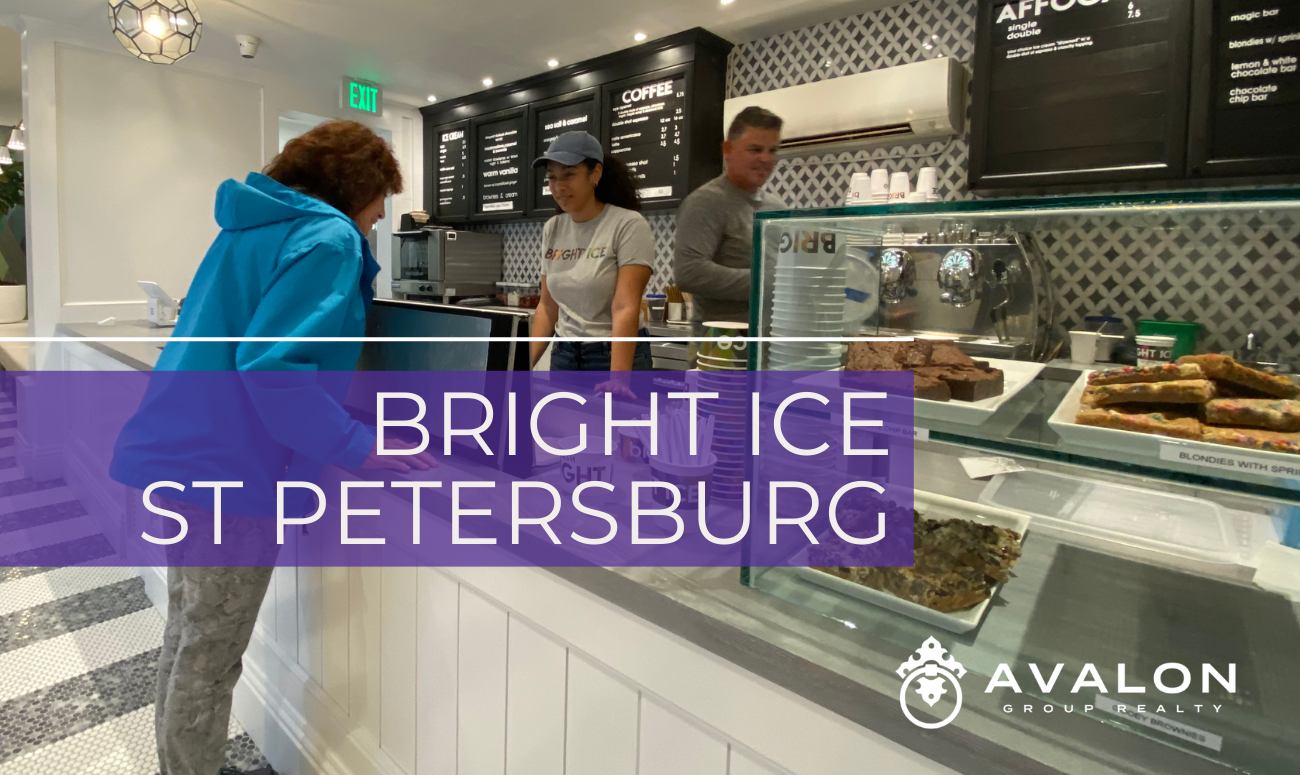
[673,174,783,329]
[542,205,655,338]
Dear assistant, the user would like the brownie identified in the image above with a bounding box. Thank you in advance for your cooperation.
[914,372,952,402]
[929,342,976,367]
[846,340,905,371]
[901,340,934,368]
[916,365,1005,402]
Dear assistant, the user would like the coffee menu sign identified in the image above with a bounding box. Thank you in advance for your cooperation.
[605,72,689,203]
[970,0,1194,189]
[476,114,526,215]
[1190,0,1300,174]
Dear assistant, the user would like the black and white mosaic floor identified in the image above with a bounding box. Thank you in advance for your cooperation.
[0,398,271,775]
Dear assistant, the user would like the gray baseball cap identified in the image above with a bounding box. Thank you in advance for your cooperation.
[532,131,603,168]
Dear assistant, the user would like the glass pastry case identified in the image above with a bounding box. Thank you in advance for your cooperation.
[739,190,1300,775]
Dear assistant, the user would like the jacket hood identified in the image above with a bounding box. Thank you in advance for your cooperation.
[215,172,356,232]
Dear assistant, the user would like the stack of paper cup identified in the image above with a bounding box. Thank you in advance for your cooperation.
[696,374,749,503]
[847,172,872,205]
[917,167,940,202]
[870,169,890,204]
[889,172,911,202]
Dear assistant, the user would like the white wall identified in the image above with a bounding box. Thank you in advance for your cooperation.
[16,17,422,364]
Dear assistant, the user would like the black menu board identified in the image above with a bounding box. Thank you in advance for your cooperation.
[435,124,469,219]
[534,97,596,210]
[970,0,1193,189]
[475,114,526,216]
[604,71,689,204]
[1194,0,1300,173]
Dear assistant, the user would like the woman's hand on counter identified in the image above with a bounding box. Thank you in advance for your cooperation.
[359,437,438,473]
[595,372,638,400]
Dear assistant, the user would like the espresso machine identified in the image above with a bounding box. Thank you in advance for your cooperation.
[392,227,503,303]
[861,222,1055,361]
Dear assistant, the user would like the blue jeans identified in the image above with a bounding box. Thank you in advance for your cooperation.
[551,331,653,371]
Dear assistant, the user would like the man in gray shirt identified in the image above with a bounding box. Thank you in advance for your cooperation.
[673,106,784,333]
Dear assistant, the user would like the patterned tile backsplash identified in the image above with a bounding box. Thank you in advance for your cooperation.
[477,0,1299,361]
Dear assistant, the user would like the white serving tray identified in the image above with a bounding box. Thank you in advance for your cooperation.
[1046,371,1300,480]
[793,357,1045,426]
[791,491,1032,634]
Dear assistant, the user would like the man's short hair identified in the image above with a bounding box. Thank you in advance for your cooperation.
[727,106,783,142]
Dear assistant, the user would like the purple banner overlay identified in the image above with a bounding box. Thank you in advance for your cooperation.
[0,370,914,568]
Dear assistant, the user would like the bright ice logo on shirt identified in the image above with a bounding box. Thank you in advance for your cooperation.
[544,246,611,261]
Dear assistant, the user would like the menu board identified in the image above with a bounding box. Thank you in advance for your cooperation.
[606,73,687,202]
[972,0,1191,187]
[1205,0,1300,164]
[534,97,595,209]
[475,115,525,215]
[436,125,469,218]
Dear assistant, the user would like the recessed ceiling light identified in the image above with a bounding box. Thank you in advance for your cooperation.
[427,94,438,102]
[721,0,735,4]
[547,59,559,67]
[482,77,494,87]
[634,32,647,42]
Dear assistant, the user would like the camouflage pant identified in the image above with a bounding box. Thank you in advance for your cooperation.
[134,492,279,775]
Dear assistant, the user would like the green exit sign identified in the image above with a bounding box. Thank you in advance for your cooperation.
[342,77,383,116]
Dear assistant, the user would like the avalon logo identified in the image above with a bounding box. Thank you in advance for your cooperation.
[897,637,967,729]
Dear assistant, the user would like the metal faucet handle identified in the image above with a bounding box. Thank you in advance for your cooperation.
[879,248,916,304]
[938,247,981,308]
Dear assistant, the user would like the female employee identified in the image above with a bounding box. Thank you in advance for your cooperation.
[529,131,655,372]
[109,120,434,775]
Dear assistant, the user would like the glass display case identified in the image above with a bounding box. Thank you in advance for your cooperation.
[741,191,1300,775]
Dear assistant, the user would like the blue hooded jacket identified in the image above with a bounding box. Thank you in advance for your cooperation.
[109,173,381,516]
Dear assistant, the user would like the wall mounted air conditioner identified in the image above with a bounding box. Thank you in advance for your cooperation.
[723,58,966,158]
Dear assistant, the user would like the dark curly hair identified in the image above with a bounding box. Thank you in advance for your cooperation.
[584,155,641,212]
[263,120,403,218]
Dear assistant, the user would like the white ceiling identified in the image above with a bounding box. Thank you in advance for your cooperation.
[1,0,906,107]
[0,25,19,126]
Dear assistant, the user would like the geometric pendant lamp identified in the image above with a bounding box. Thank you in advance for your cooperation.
[108,0,202,65]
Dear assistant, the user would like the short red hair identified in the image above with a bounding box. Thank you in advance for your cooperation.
[264,120,403,218]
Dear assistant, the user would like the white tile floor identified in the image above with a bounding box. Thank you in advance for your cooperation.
[0,392,272,774]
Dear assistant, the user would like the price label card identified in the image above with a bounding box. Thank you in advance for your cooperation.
[960,456,1027,480]
[1159,441,1300,481]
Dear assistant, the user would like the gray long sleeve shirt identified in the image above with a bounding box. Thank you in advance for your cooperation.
[673,174,783,329]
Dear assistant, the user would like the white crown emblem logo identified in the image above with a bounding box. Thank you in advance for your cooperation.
[897,637,967,729]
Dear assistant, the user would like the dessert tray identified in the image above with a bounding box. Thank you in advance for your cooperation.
[793,357,1045,426]
[790,491,1033,634]
[1047,371,1300,480]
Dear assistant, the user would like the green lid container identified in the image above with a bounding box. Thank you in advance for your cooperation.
[1137,320,1202,359]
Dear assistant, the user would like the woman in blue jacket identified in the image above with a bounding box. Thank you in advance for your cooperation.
[110,120,434,775]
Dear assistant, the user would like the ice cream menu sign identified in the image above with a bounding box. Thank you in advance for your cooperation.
[1201,0,1300,167]
[970,0,1193,188]
[436,127,468,219]
[476,116,525,215]
[606,74,688,202]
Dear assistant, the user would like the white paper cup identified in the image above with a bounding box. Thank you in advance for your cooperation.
[1069,331,1100,366]
[557,436,612,492]
[917,167,939,200]
[848,172,872,203]
[871,169,891,198]
[889,172,911,201]
[668,302,684,321]
[1136,335,1178,367]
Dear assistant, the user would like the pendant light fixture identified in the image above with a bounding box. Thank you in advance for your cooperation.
[0,147,12,166]
[5,124,21,152]
[107,0,202,65]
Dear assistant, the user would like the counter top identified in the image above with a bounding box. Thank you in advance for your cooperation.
[56,331,1293,775]
[55,319,170,371]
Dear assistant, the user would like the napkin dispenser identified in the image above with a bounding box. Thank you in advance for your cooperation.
[138,281,180,327]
